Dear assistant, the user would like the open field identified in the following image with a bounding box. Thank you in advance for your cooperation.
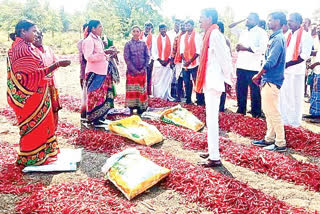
[1,56,320,213]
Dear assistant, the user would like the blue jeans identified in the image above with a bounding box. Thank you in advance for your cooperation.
[182,66,204,105]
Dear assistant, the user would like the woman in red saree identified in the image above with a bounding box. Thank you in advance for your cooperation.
[7,20,70,166]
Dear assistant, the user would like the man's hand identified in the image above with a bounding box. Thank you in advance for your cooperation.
[236,44,248,52]
[158,58,164,66]
[225,83,232,96]
[308,62,320,70]
[252,74,261,86]
[184,60,191,67]
[163,59,170,67]
[170,61,175,69]
[139,68,146,75]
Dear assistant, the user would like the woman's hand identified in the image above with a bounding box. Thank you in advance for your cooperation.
[56,60,71,67]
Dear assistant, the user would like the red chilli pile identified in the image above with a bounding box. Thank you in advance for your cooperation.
[147,120,320,192]
[16,178,139,214]
[57,122,310,213]
[0,142,44,195]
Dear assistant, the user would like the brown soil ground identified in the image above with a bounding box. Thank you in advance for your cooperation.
[0,56,320,213]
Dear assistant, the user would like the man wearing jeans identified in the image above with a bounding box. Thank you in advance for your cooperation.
[180,19,204,105]
[229,13,268,117]
[252,12,287,152]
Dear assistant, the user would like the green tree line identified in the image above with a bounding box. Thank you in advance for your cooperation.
[0,0,166,41]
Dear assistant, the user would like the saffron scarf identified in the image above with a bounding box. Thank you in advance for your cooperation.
[174,33,183,64]
[157,34,171,61]
[286,27,303,61]
[195,24,219,93]
[183,30,197,68]
[140,32,152,51]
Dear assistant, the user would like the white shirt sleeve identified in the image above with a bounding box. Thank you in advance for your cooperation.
[152,37,159,60]
[300,31,313,60]
[195,33,201,55]
[210,30,233,85]
[180,34,185,55]
[248,28,268,55]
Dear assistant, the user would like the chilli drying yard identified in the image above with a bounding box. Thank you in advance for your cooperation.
[1,55,320,214]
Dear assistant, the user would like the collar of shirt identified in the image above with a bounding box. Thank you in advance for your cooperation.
[89,32,99,40]
[131,38,140,43]
[269,29,282,39]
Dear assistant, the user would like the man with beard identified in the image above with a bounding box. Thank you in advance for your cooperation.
[229,13,268,118]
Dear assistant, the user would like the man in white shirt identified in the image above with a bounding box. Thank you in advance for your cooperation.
[197,8,233,168]
[280,13,313,127]
[229,13,268,118]
[167,19,181,45]
[180,19,204,105]
[151,24,174,100]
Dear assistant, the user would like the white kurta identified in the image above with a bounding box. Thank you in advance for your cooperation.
[231,25,268,71]
[151,35,174,100]
[280,30,313,127]
[204,29,233,160]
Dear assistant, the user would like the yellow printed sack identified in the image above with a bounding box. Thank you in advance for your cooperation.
[101,148,170,200]
[160,105,204,132]
[108,115,163,146]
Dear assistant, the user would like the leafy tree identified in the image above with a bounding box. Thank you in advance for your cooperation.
[0,0,23,40]
[59,7,71,32]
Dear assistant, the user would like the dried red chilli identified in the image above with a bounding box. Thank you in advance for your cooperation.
[59,94,81,113]
[69,128,137,155]
[56,120,80,138]
[144,96,320,158]
[55,103,320,193]
[3,101,320,193]
[0,142,44,195]
[146,120,320,192]
[0,106,17,124]
[16,178,139,214]
[50,126,309,214]
[218,112,320,158]
[139,147,309,214]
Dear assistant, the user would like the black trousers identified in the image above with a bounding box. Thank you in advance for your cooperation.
[182,66,205,105]
[219,92,226,112]
[147,62,153,95]
[236,68,261,117]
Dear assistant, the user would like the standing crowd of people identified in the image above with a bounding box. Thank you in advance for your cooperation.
[6,8,320,168]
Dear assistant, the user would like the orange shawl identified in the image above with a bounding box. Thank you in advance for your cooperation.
[184,30,197,68]
[157,34,171,61]
[174,33,184,64]
[140,32,152,51]
[286,27,303,61]
[195,24,219,93]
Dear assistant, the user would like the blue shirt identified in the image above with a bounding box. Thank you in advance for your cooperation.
[261,29,286,88]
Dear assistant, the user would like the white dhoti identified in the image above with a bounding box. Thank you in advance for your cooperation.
[204,88,221,161]
[280,73,305,127]
[175,63,183,80]
[152,65,174,100]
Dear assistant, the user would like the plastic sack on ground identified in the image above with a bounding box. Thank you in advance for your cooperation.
[101,148,170,200]
[108,115,163,146]
[141,107,170,120]
[160,105,204,132]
